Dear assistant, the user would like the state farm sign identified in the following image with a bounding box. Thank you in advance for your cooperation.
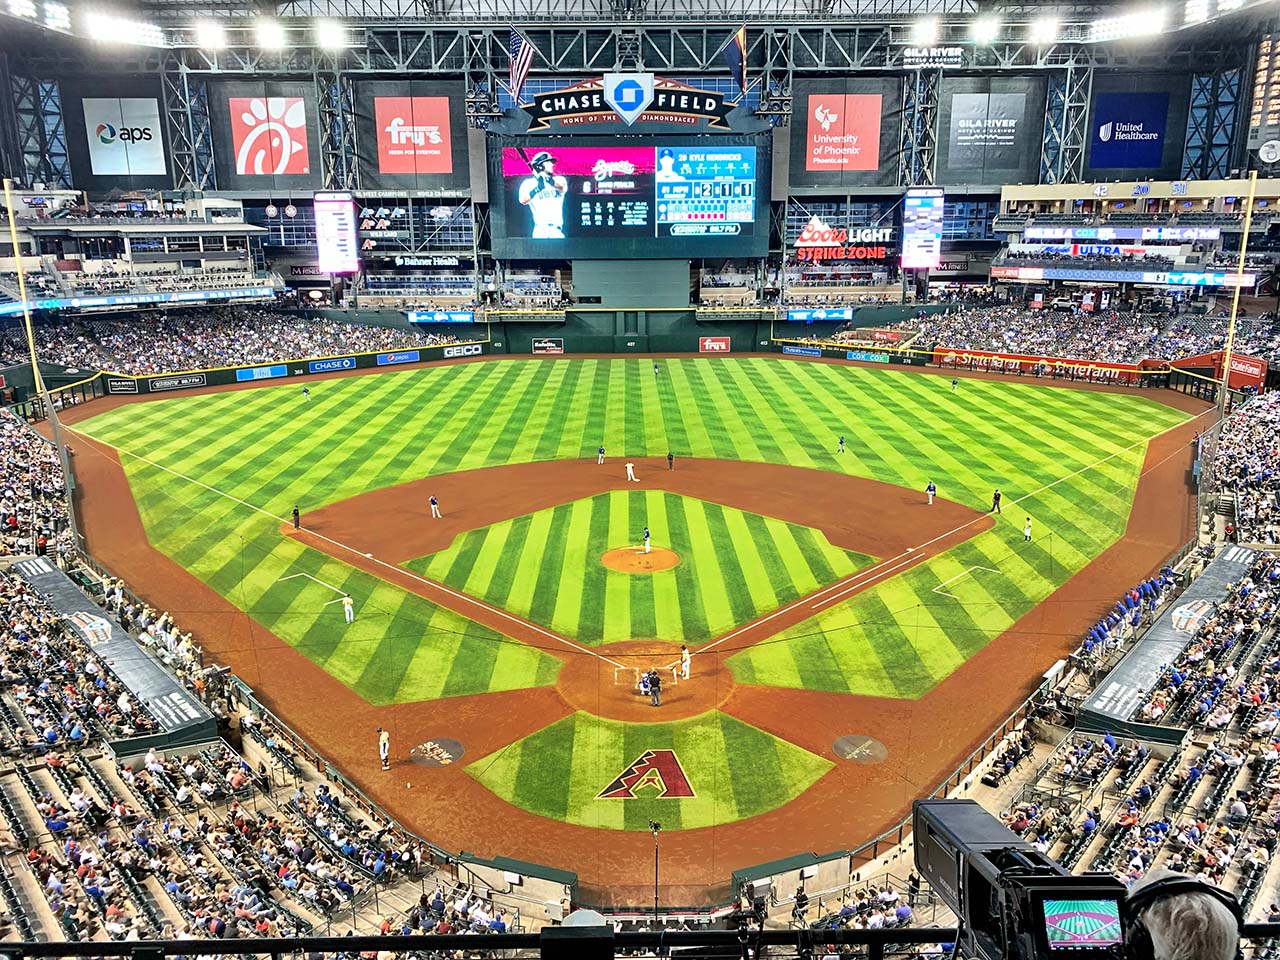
[794,216,893,263]
[699,336,731,353]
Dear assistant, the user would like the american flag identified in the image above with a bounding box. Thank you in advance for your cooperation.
[509,28,535,104]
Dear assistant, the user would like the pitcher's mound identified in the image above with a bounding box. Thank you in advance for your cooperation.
[601,546,680,574]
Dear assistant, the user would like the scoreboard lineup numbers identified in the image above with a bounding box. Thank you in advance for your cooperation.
[654,148,755,238]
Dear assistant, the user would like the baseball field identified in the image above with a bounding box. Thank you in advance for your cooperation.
[64,355,1203,899]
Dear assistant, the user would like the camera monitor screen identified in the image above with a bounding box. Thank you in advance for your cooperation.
[1042,898,1123,950]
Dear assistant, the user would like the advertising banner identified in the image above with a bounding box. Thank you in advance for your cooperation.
[1171,351,1268,390]
[1090,92,1169,169]
[408,310,476,323]
[699,336,731,353]
[104,377,139,394]
[443,343,483,358]
[782,345,822,357]
[1085,75,1189,179]
[376,350,422,366]
[789,78,900,187]
[235,364,288,382]
[309,357,357,373]
[786,307,853,322]
[532,338,565,354]
[209,81,321,191]
[83,98,165,176]
[937,76,1045,185]
[355,81,469,190]
[933,347,1145,380]
[61,78,171,191]
[149,373,208,392]
[846,350,891,363]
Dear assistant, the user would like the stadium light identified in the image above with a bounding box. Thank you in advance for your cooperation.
[256,18,285,49]
[971,13,1001,43]
[42,0,68,30]
[910,16,939,46]
[1090,7,1166,40]
[1029,16,1058,44]
[7,0,35,18]
[314,19,347,49]
[82,9,166,46]
[1217,0,1243,11]
[1184,0,1208,23]
[195,19,226,49]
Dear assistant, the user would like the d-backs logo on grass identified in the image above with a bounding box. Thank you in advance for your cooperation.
[597,750,695,799]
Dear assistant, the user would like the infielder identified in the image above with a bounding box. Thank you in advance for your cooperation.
[517,152,567,239]
[598,445,605,465]
[643,527,651,554]
[626,462,639,482]
[926,481,936,505]
[378,727,390,771]
[342,594,354,624]
[680,644,690,680]
[429,495,442,519]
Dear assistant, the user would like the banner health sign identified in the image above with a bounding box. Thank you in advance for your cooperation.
[1090,92,1169,169]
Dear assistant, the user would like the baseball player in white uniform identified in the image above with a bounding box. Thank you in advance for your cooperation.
[518,152,568,239]
[643,527,651,554]
[626,462,639,482]
[429,495,442,519]
[680,644,690,680]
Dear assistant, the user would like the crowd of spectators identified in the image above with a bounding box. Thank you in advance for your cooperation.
[900,305,1170,364]
[0,309,459,375]
[1214,393,1280,544]
[0,409,73,558]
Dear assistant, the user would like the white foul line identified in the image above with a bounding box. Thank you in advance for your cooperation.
[931,565,1003,600]
[278,571,346,595]
[68,427,629,670]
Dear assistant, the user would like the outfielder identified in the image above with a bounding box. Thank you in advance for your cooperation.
[1023,517,1033,542]
[342,594,354,624]
[837,436,845,454]
[517,152,567,239]
[598,445,605,465]
[926,481,936,505]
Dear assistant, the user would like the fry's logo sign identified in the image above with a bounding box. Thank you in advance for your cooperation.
[793,216,892,263]
[597,750,695,799]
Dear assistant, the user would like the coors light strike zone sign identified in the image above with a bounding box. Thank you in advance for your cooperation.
[793,215,892,262]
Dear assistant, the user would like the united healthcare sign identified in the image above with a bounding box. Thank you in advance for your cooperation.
[1090,92,1169,169]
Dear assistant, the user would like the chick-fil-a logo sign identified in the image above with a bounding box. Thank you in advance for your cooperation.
[229,97,310,176]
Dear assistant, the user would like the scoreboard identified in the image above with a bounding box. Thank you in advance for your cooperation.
[490,135,770,260]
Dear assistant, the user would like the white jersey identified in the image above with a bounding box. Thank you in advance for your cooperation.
[519,174,567,238]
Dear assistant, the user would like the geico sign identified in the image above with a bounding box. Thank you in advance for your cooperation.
[96,123,154,144]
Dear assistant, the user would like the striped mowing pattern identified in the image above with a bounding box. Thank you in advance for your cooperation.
[466,710,834,831]
[77,359,1188,703]
[408,490,874,646]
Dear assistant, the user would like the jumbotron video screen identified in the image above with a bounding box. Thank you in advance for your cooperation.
[489,135,771,259]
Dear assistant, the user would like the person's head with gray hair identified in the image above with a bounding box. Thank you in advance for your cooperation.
[1126,869,1241,960]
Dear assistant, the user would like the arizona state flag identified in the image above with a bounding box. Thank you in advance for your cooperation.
[723,25,748,98]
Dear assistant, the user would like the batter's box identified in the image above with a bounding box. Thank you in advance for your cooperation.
[931,565,1004,601]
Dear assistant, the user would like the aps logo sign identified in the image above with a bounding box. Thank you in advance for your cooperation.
[82,98,166,177]
[597,750,695,799]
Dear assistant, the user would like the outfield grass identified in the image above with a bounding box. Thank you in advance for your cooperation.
[407,490,874,646]
[466,710,834,830]
[76,358,1189,703]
